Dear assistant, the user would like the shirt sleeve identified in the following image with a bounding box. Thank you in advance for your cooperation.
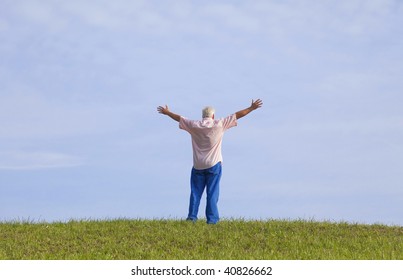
[179,116,191,131]
[221,114,237,131]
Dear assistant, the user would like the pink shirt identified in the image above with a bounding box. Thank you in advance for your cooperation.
[179,114,237,170]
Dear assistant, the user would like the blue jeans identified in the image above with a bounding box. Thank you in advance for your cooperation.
[187,162,222,224]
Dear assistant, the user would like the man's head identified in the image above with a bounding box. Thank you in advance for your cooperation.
[202,106,215,119]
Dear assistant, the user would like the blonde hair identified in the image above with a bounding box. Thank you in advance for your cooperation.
[202,106,215,118]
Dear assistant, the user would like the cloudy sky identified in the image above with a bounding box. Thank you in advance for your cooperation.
[1,0,402,225]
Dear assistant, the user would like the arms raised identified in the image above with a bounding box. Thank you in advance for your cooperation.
[157,99,263,122]
[157,105,181,122]
[235,99,263,120]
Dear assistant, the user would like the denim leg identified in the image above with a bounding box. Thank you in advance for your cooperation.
[187,167,206,221]
[205,162,222,224]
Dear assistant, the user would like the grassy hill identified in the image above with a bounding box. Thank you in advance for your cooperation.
[1,219,402,260]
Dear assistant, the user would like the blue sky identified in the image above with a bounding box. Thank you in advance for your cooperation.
[1,0,402,225]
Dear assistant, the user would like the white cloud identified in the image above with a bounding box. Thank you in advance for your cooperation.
[10,0,171,33]
[0,91,134,140]
[202,3,260,33]
[0,150,84,170]
[63,1,124,29]
[248,0,401,42]
[0,18,8,32]
[302,117,403,135]
[14,0,67,32]
[6,0,401,48]
[269,116,403,137]
[61,1,164,31]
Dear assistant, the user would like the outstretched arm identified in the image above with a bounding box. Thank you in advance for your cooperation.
[235,99,263,120]
[157,105,181,122]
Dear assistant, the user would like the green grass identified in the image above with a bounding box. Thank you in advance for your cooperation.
[0,219,402,260]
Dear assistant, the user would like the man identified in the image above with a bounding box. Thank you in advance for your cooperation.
[157,99,263,224]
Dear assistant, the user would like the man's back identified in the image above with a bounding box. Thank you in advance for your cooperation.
[179,115,237,170]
